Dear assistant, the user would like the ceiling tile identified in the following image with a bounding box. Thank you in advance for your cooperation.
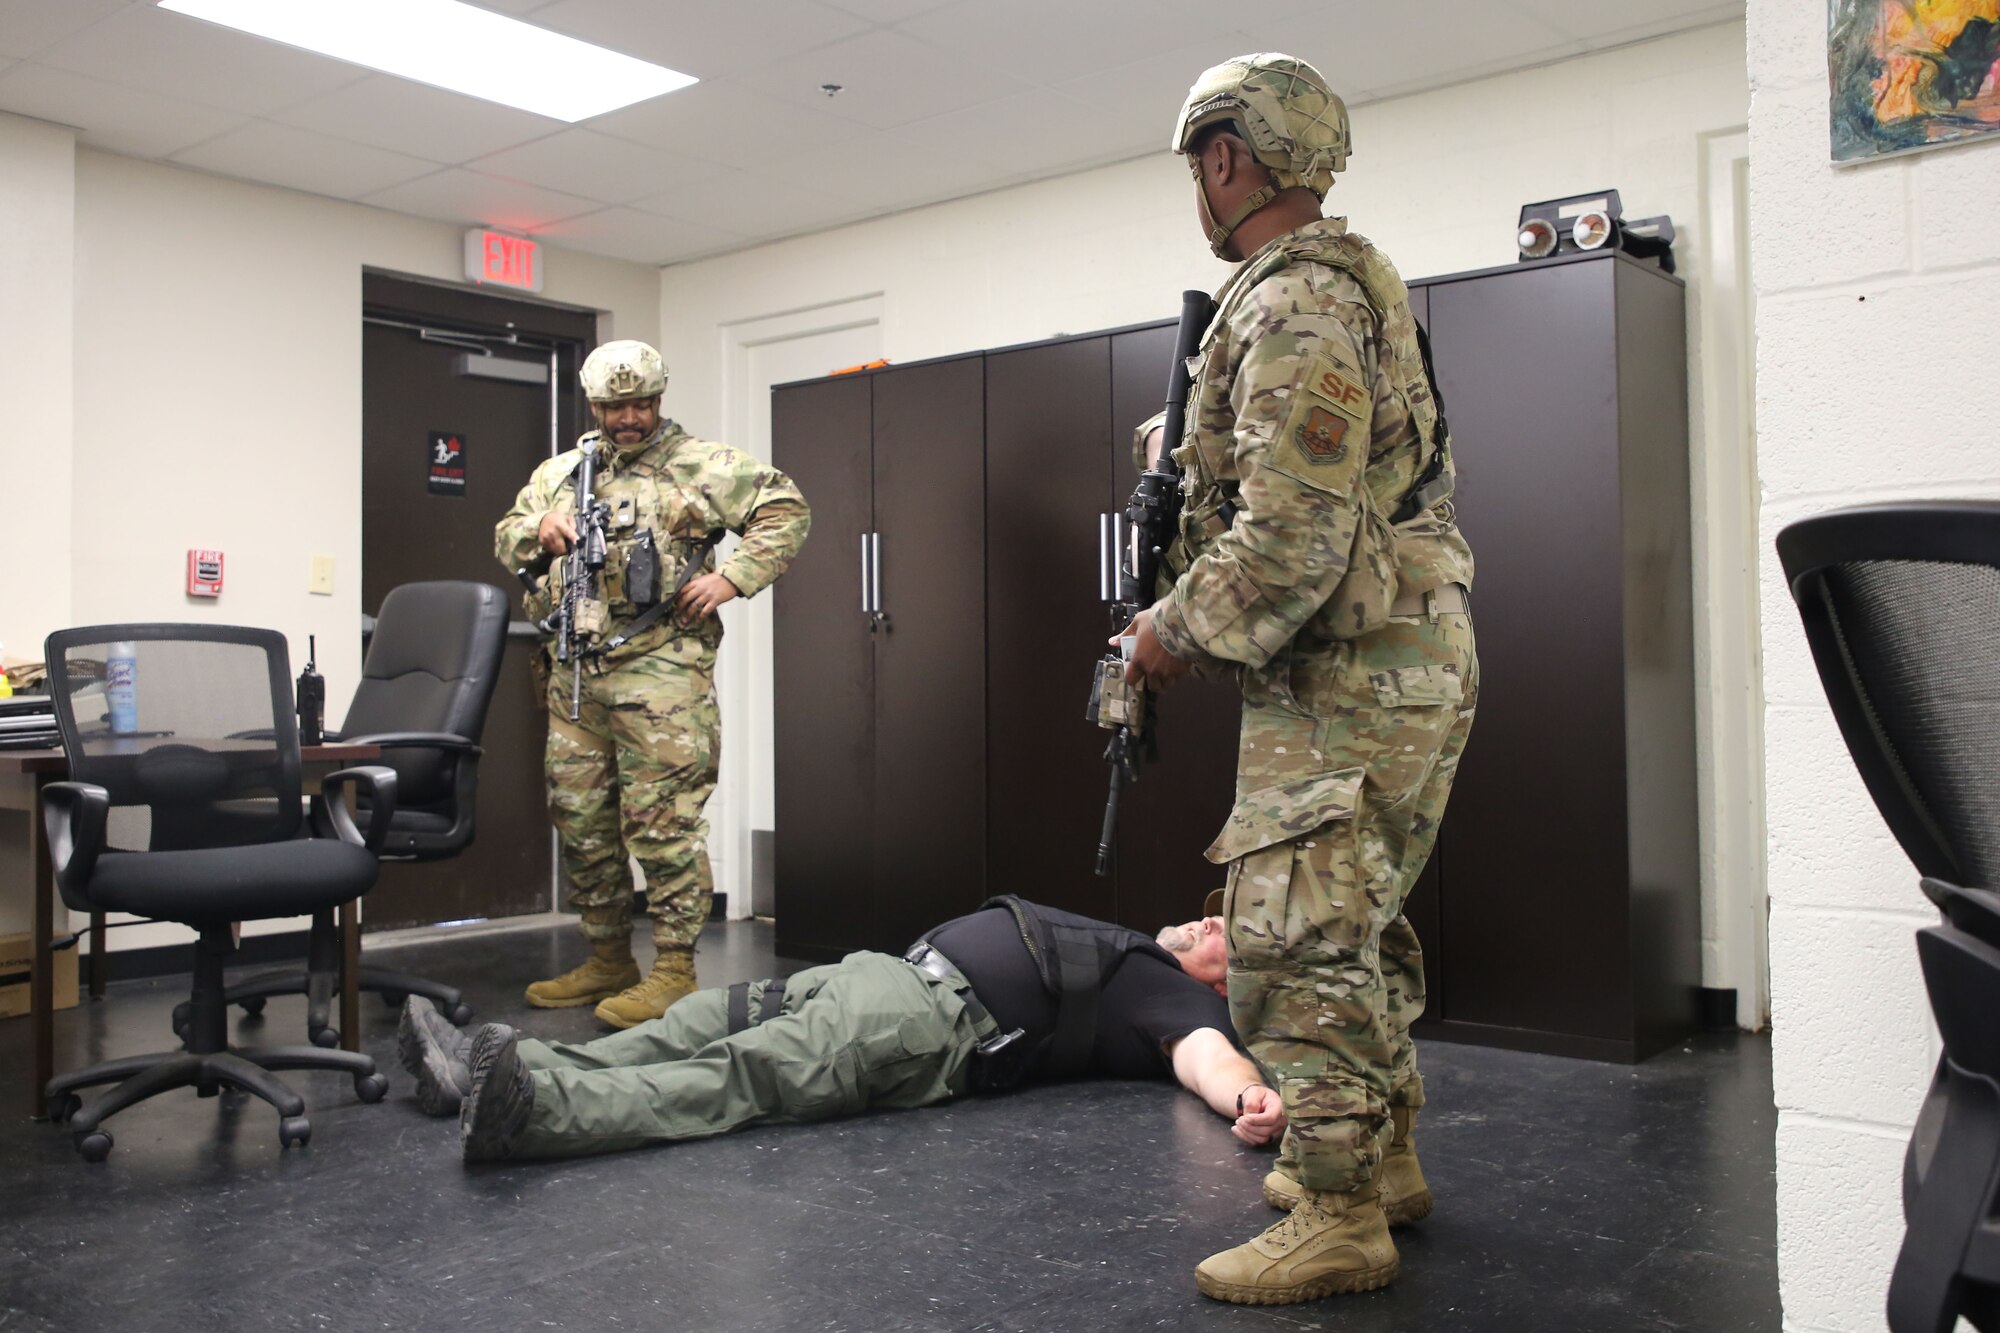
[529,0,869,81]
[760,27,1029,130]
[536,205,748,265]
[630,169,866,239]
[892,88,1113,177]
[585,76,857,160]
[1238,3,1583,102]
[361,167,602,231]
[271,75,567,165]
[35,4,368,116]
[0,61,244,158]
[897,0,1235,86]
[171,120,441,199]
[1052,35,1293,150]
[821,0,955,21]
[468,0,565,11]
[469,127,728,203]
[771,125,1028,213]
[0,0,131,61]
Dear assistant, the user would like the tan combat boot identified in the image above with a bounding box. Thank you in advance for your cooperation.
[1263,1106,1433,1225]
[1196,1183,1399,1305]
[593,938,696,1029]
[524,922,640,1009]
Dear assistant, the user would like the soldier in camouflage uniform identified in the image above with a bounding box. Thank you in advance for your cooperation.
[1115,55,1478,1305]
[496,340,810,1029]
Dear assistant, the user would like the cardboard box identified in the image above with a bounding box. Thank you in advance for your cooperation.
[0,932,79,1019]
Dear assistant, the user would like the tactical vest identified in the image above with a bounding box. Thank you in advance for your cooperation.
[922,895,1180,1081]
[1166,226,1455,626]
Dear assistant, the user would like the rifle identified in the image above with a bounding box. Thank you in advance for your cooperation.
[515,440,612,723]
[1089,289,1216,876]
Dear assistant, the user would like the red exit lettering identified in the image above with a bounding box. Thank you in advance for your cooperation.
[468,229,541,291]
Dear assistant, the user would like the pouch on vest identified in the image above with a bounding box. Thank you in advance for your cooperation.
[1205,768,1363,865]
[627,530,661,609]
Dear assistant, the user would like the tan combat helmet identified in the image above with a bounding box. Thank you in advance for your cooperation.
[579,339,666,402]
[1172,53,1350,258]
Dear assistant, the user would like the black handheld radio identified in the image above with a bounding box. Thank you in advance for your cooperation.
[297,634,325,746]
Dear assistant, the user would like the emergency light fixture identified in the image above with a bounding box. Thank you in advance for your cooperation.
[1514,190,1678,274]
[156,0,697,122]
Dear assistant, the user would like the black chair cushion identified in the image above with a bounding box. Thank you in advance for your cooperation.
[342,583,506,807]
[87,838,379,923]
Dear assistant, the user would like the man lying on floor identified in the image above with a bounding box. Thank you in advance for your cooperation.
[398,894,1286,1162]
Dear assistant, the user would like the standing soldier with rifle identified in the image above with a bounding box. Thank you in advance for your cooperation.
[1111,55,1478,1306]
[497,340,810,1028]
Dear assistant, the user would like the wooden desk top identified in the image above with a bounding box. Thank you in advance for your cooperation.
[0,742,382,776]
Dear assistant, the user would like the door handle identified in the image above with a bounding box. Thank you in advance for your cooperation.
[1099,514,1111,602]
[869,532,884,625]
[860,533,873,615]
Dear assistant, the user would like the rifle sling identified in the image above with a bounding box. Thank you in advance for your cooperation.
[589,531,724,657]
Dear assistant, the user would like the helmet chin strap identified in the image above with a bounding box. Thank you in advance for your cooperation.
[1190,153,1278,260]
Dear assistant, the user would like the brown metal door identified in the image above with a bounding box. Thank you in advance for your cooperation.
[359,278,592,930]
[1108,323,1242,933]
[985,337,1116,922]
[772,374,876,959]
[871,356,986,949]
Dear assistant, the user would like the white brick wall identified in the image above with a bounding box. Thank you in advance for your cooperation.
[1751,0,2000,1326]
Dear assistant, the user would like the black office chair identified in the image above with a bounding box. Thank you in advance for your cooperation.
[192,582,509,1044]
[40,625,395,1162]
[1779,501,2000,1333]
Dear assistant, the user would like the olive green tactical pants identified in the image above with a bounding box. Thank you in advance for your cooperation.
[511,952,985,1158]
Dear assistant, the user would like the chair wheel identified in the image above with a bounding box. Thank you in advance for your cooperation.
[354,1072,388,1104]
[378,991,407,1009]
[171,1002,191,1041]
[280,1116,311,1149]
[75,1130,113,1162]
[240,997,267,1018]
[309,1025,340,1049]
[46,1091,81,1123]
[447,1002,474,1026]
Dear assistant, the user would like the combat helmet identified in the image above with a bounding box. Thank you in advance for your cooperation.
[1172,53,1350,257]
[579,339,666,402]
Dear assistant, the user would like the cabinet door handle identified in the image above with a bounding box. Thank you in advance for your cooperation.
[1104,508,1120,596]
[870,532,883,615]
[860,533,873,614]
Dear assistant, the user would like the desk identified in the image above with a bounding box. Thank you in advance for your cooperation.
[0,742,382,1118]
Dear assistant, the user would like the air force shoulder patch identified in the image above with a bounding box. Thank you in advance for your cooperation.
[1270,353,1371,490]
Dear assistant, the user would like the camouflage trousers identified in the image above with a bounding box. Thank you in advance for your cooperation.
[1216,606,1478,1194]
[546,646,719,949]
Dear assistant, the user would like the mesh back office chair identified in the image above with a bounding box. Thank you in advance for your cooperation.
[41,625,395,1161]
[1778,501,2000,1332]
[190,582,509,1044]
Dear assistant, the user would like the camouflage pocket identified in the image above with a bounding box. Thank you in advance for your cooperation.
[1205,768,1363,865]
[1368,664,1463,709]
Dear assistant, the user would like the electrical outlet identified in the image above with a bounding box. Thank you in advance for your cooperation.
[309,554,335,596]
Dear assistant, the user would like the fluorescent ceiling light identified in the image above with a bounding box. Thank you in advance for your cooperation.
[157,0,697,122]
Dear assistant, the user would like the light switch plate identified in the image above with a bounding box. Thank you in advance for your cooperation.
[309,554,335,596]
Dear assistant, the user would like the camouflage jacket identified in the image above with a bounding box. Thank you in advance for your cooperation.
[1150,218,1473,671]
[495,420,811,664]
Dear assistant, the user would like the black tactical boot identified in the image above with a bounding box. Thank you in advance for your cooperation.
[398,996,472,1117]
[460,1026,535,1164]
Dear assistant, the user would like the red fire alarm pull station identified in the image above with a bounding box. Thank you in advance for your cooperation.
[187,549,224,597]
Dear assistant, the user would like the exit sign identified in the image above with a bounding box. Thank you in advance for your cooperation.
[464,229,543,293]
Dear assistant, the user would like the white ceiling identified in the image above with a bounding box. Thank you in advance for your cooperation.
[0,0,1743,267]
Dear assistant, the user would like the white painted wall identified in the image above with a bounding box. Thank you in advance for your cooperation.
[0,139,662,953]
[1750,0,2000,1327]
[660,22,1764,999]
[1,113,75,659]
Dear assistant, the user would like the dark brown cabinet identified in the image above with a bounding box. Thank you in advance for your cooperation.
[774,248,1700,1061]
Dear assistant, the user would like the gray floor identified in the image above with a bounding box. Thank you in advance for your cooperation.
[0,918,1779,1331]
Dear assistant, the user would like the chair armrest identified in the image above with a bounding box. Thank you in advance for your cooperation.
[42,782,109,898]
[338,731,483,756]
[320,766,399,854]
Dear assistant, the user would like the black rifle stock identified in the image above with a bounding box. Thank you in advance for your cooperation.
[1092,289,1216,876]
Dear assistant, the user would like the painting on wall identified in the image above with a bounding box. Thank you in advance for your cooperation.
[1829,0,2000,163]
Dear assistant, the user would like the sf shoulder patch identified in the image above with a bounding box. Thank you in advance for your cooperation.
[1270,353,1372,491]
